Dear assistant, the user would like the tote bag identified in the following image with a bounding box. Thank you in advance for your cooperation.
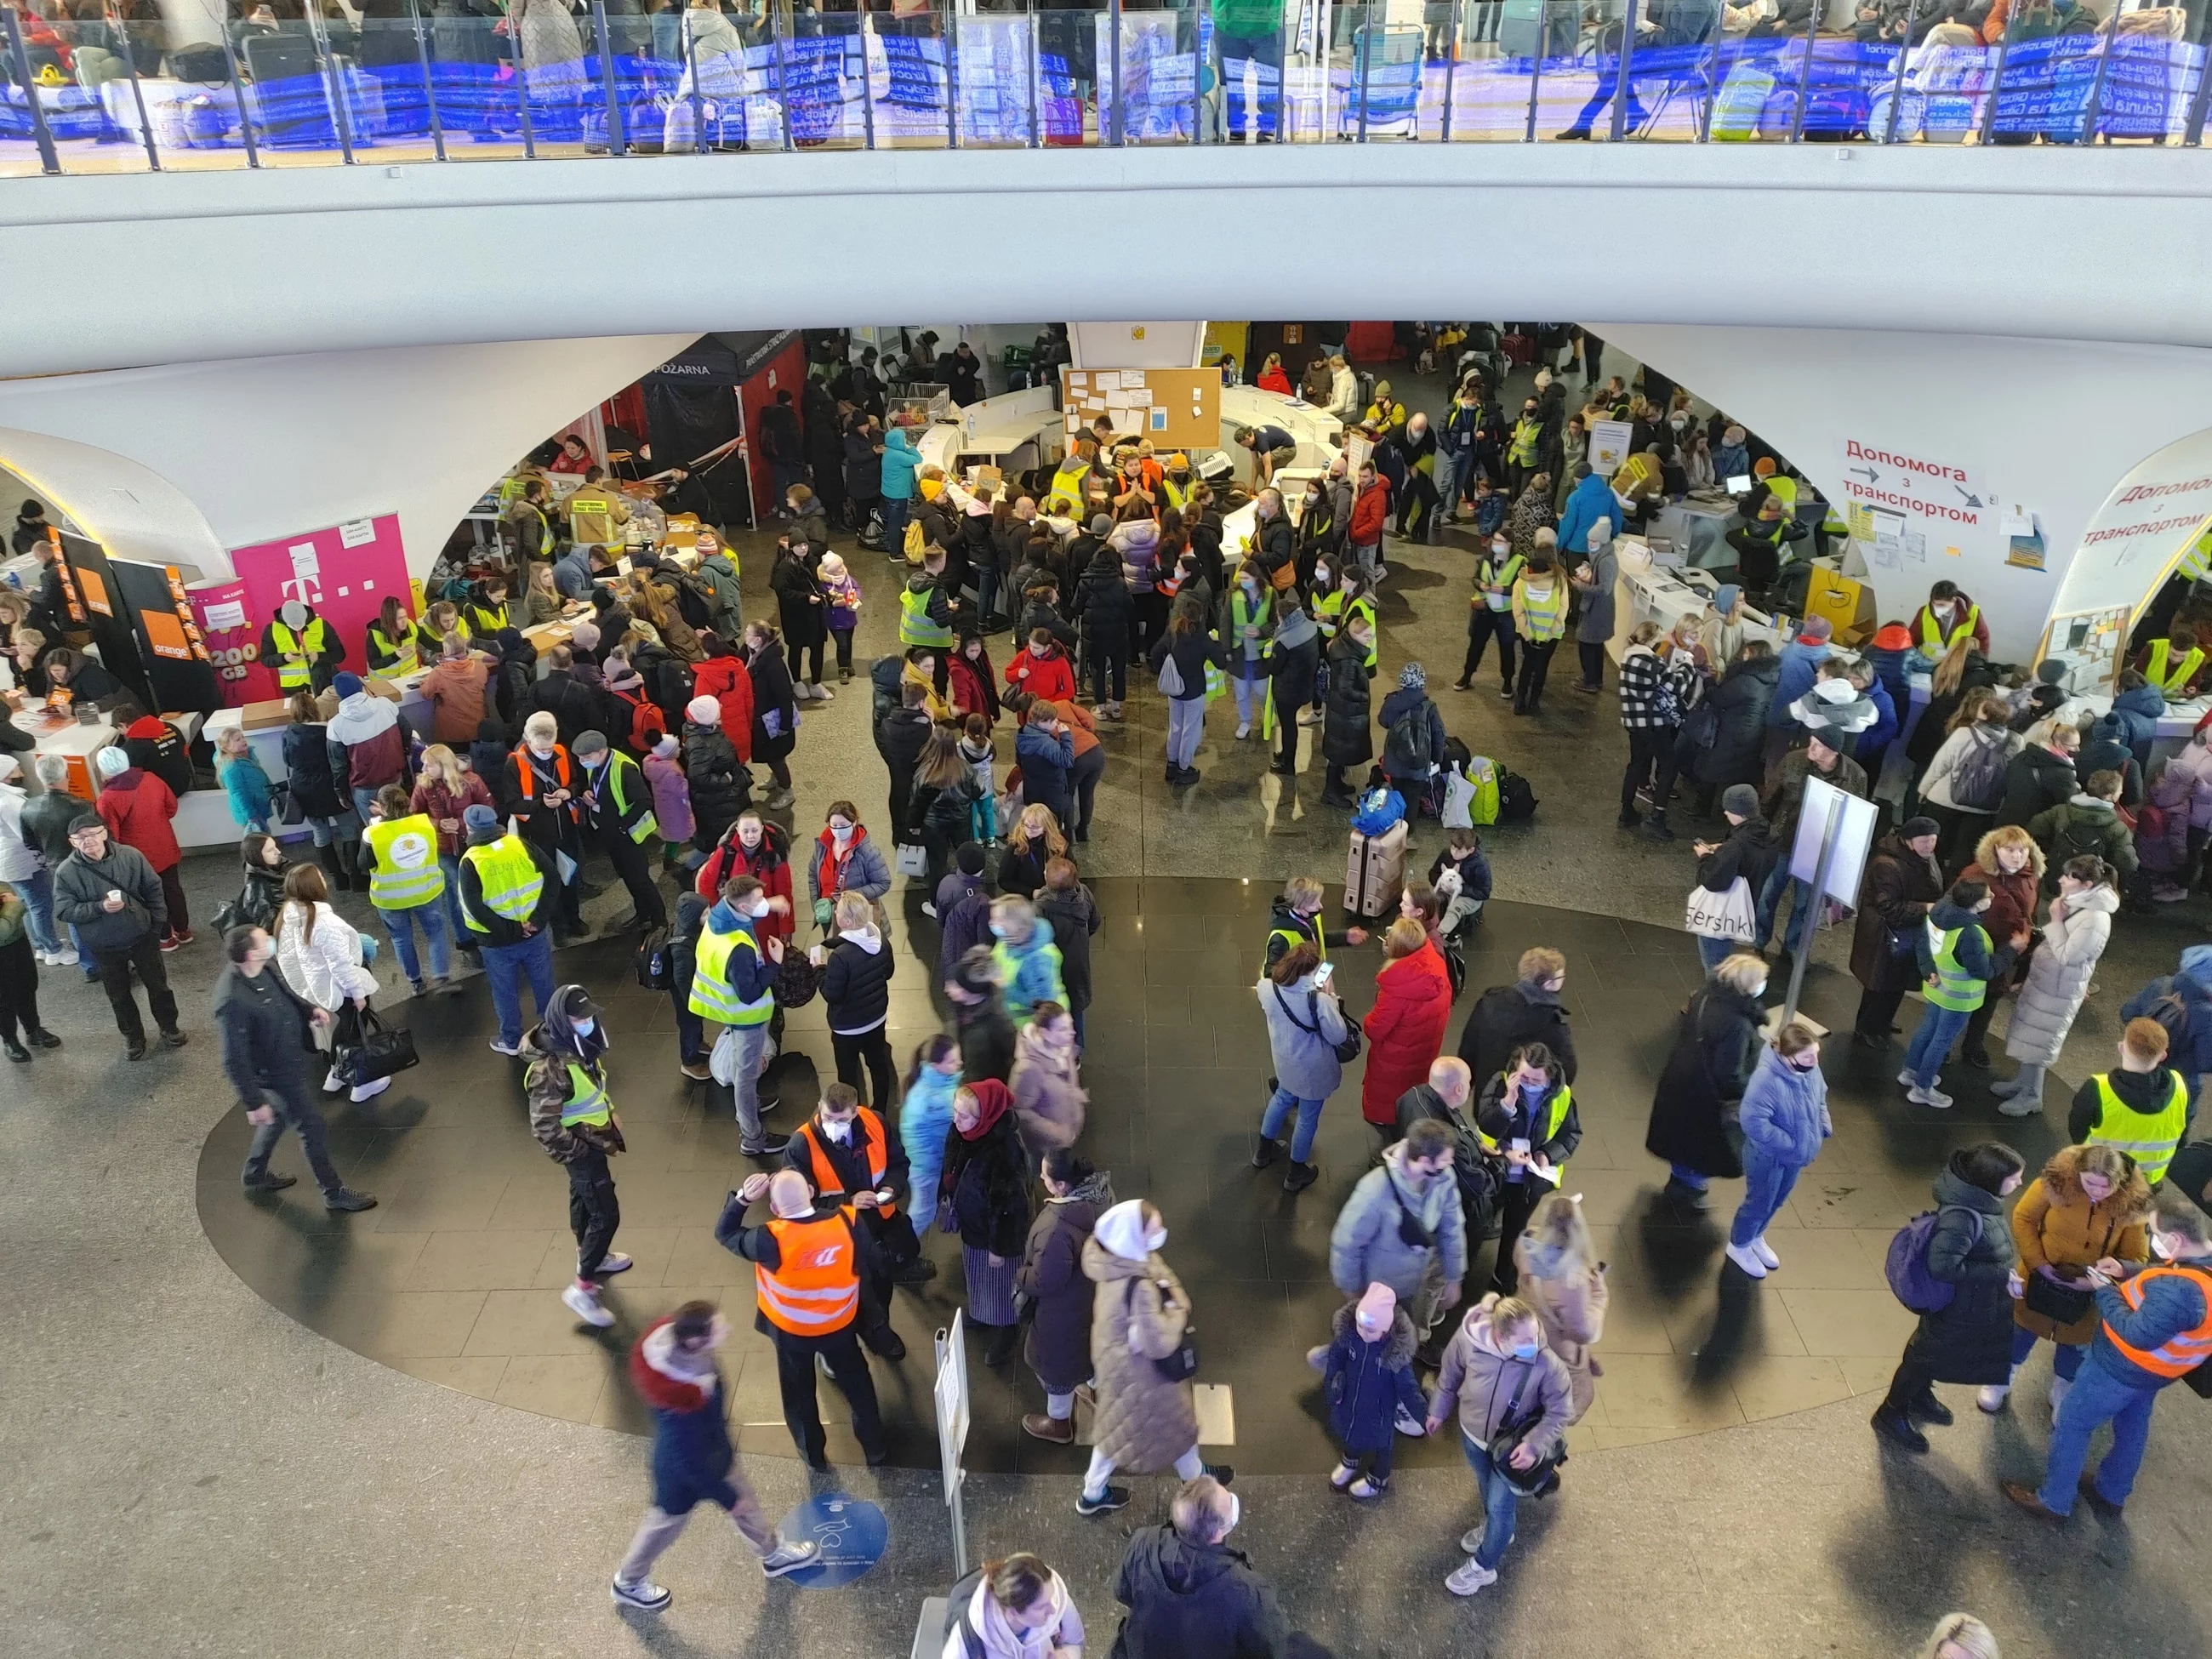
[1685,876,1757,943]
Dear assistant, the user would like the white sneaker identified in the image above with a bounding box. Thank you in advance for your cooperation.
[1235,722,1251,740]
[1976,1384,2010,1413]
[1996,1097,2042,1118]
[1895,1068,1918,1088]
[324,1065,344,1092]
[590,1251,633,1276]
[760,1538,818,1577]
[562,1282,614,1328]
[1331,1459,1358,1491]
[610,1576,671,1611]
[1445,1559,1497,1597]
[1459,1525,1485,1554]
[1394,1405,1425,1436]
[1988,1075,2025,1097]
[811,684,834,701]
[921,901,938,919]
[489,1037,524,1057]
[1751,1236,1781,1271]
[1907,1085,1953,1109]
[1297,707,1323,726]
[348,1075,392,1103]
[2050,1373,2073,1424]
[1724,1241,1769,1279]
[53,946,76,966]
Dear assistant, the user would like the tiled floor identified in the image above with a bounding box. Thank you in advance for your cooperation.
[196,879,2076,1474]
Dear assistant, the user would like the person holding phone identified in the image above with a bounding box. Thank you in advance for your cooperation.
[1427,1293,1571,1598]
[1475,1042,1581,1293]
[1254,941,1350,1194]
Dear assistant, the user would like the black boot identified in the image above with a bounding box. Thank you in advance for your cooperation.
[1283,1160,1319,1194]
[1251,1134,1283,1169]
[1870,1405,1929,1453]
[983,1321,1019,1368]
[317,843,349,892]
[335,838,362,892]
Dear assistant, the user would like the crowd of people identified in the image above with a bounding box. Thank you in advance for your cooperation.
[9,330,2210,1654]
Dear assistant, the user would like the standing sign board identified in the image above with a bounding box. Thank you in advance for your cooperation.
[935,1308,972,1579]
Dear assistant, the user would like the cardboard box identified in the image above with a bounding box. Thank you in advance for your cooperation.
[240,697,292,732]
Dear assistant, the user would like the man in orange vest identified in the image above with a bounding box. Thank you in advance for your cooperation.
[499,711,584,942]
[2005,1184,2212,1521]
[784,1084,936,1362]
[716,1168,888,1469]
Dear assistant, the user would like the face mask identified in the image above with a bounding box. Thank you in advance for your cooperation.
[529,744,555,760]
[989,921,1008,939]
[1491,544,1508,559]
[1750,979,1768,999]
[1510,1342,1541,1360]
[2152,1234,2176,1261]
[1240,579,1257,595]
[572,1017,596,1039]
[1788,1052,1817,1072]
[1143,1228,1168,1253]
[747,901,770,919]
[1671,416,1689,430]
[831,824,853,843]
[823,1118,852,1143]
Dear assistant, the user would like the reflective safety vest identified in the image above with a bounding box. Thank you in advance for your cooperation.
[1924,921,1993,1012]
[1918,602,1980,653]
[2087,1071,2191,1186]
[365,624,419,676]
[460,835,544,932]
[1161,475,1193,515]
[1263,915,1325,973]
[797,1109,898,1221]
[1314,593,1377,667]
[1474,552,1524,613]
[691,921,775,1025]
[466,600,510,636]
[898,584,953,648]
[362,812,446,909]
[560,1060,613,1129]
[1230,590,1270,659]
[2101,1262,2212,1380]
[2146,639,2204,694]
[1516,578,1566,642]
[1048,460,1092,514]
[756,1208,861,1335]
[514,744,577,824]
[566,488,623,546]
[592,751,658,844]
[267,618,332,690]
[1476,1083,1575,1175]
[1508,417,1542,466]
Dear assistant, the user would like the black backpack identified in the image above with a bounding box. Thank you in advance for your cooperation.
[669,572,715,631]
[635,926,672,991]
[1498,767,1538,823]
[1950,731,2010,812]
[1383,703,1429,778]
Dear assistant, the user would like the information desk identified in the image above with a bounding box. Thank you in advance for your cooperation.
[7,701,117,802]
[2067,690,2211,769]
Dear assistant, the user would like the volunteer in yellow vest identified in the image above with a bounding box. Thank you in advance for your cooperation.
[456,802,558,1057]
[1508,551,1570,716]
[2005,1183,2212,1522]
[564,465,630,550]
[463,575,511,638]
[363,596,419,676]
[1261,873,1368,975]
[1910,580,1989,657]
[716,1167,890,1468]
[2132,620,2209,698]
[1904,878,2022,1109]
[2072,1018,2192,1188]
[1475,1040,1582,1294]
[691,875,791,1160]
[570,729,666,933]
[413,600,470,664]
[360,784,456,998]
[1048,441,1098,522]
[898,557,954,654]
[785,1082,930,1354]
[505,477,556,562]
[1455,536,1524,697]
[259,599,344,694]
[1160,453,1194,515]
[524,983,632,1331]
[1504,398,1544,494]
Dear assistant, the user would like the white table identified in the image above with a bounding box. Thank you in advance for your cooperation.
[1650,497,1739,571]
[9,704,117,803]
[1220,385,1343,487]
[2067,690,2211,768]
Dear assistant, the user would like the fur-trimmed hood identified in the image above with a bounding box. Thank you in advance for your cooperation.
[1329,1299,1418,1370]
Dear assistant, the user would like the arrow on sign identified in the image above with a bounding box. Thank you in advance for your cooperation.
[1849,466,1880,484]
[1955,486,1984,508]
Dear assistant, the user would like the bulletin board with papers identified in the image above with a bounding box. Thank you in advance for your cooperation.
[1061,368,1221,453]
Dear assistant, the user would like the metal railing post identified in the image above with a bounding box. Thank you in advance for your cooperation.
[304,3,356,162]
[1976,16,2016,145]
[2186,37,2212,144]
[1354,3,1371,139]
[1439,0,1457,141]
[406,0,448,160]
[775,6,795,150]
[218,16,261,165]
[1787,0,1823,140]
[1879,0,1919,144]
[105,4,162,169]
[1523,0,1546,140]
[1608,0,1639,140]
[1190,0,1205,142]
[946,2,961,146]
[590,0,628,154]
[2,10,60,173]
[1025,1,1040,145]
[1108,0,1123,143]
[2077,0,2126,144]
[682,7,705,152]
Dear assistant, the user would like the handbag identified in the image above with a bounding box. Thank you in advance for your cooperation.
[1274,984,1361,1063]
[330,1005,419,1088]
[1684,875,1757,943]
[894,841,929,879]
[273,780,305,827]
[1683,700,1720,750]
[2022,1267,2096,1327]
[1486,1362,1568,1498]
[1126,1276,1200,1383]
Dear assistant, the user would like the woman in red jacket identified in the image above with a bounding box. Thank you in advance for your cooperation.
[690,644,755,766]
[693,811,796,944]
[93,744,188,948]
[1360,916,1454,1133]
[947,626,1001,726]
[1003,628,1078,705]
[1955,824,2043,1069]
[1256,353,1293,396]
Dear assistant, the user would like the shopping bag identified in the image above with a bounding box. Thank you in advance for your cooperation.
[1684,877,1757,943]
[331,1005,419,1087]
[894,841,930,879]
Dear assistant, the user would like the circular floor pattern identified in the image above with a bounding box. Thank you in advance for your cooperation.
[198,879,2077,1473]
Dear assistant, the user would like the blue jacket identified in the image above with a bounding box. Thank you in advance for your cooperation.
[701,898,780,1006]
[1767,640,1833,729]
[2110,682,2169,767]
[2088,1265,2212,1390]
[1377,685,1447,779]
[552,546,596,600]
[1852,676,1899,772]
[630,1319,734,1511]
[220,753,274,830]
[1014,719,1075,807]
[880,429,921,500]
[1736,1046,1832,1167]
[1555,470,1618,556]
[2121,944,2212,1088]
[901,1061,961,1175]
[1320,1303,1428,1454]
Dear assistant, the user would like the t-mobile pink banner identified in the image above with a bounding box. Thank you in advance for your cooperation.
[226,514,413,694]
[187,575,276,708]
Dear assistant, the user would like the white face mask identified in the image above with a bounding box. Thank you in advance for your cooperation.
[2152,1233,2177,1261]
[830,824,853,844]
[822,1117,853,1143]
[1143,1228,1167,1253]
[746,900,770,919]
[1749,980,1767,999]
[529,743,555,760]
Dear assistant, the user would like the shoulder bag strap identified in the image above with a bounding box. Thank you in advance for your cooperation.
[1273,984,1320,1038]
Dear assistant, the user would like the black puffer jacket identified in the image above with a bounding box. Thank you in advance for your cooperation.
[1070,547,1134,654]
[682,720,750,841]
[1645,982,1764,1181]
[749,642,801,761]
[281,721,346,820]
[1321,633,1374,767]
[1996,743,2081,830]
[1110,1523,1289,1659]
[1901,1160,2019,1386]
[1691,655,1778,788]
[822,930,896,1034]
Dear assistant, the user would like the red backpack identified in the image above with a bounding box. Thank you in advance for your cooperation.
[611,687,666,754]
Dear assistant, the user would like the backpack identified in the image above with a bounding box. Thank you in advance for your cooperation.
[904,517,927,565]
[1383,704,1429,778]
[635,926,673,991]
[612,687,667,754]
[1950,731,2010,812]
[669,571,715,631]
[1156,652,1185,697]
[775,952,822,1010]
[1884,1206,1983,1314]
[1497,767,1538,823]
[2050,807,2110,865]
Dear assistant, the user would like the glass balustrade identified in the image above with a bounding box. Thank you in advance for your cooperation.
[4,0,2203,177]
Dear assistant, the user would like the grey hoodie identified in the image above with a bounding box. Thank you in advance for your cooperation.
[1329,1142,1468,1300]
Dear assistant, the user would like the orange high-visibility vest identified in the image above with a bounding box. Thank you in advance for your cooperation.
[796,1110,898,1222]
[755,1208,861,1337]
[2101,1263,2212,1381]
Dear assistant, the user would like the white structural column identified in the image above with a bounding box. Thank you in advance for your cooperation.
[1599,324,2212,661]
[0,335,694,579]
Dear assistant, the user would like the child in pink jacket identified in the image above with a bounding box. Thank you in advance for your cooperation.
[643,734,694,872]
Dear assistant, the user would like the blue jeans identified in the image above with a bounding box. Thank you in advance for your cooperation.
[2010,1323,2085,1381]
[482,930,556,1048]
[1695,933,1736,973]
[1460,1434,1520,1571]
[1759,860,1812,955]
[1437,446,1475,519]
[671,980,704,1064]
[2037,1357,2159,1516]
[881,494,909,557]
[438,854,470,948]
[1260,1084,1326,1163]
[1669,1162,1709,1194]
[378,901,451,985]
[1903,1003,1971,1088]
[18,866,60,956]
[1730,1146,1801,1248]
[976,563,1002,629]
[1232,662,1264,726]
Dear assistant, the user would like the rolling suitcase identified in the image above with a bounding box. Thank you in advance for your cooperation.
[1344,819,1407,920]
[1500,332,1534,368]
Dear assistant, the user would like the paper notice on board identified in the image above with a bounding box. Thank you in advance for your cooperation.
[338,518,375,549]
[202,599,248,632]
[288,543,321,579]
[1068,372,1087,390]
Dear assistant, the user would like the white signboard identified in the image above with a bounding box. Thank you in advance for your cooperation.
[1588,419,1633,477]
[2045,432,2212,630]
[935,1308,969,1503]
[1787,775,1880,909]
[1837,437,1988,572]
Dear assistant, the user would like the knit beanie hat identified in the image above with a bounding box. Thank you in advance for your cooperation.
[1798,617,1833,644]
[1355,1282,1397,1337]
[462,803,501,844]
[332,672,364,699]
[1398,662,1426,692]
[94,745,130,778]
[652,734,680,760]
[1721,784,1760,819]
[956,841,987,876]
[685,696,721,727]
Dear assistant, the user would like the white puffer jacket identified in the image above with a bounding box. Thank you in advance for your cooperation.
[274,899,378,1012]
[2004,881,2118,1067]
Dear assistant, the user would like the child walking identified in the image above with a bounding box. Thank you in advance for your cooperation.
[818,551,861,684]
[959,712,999,846]
[216,727,276,833]
[1310,1281,1427,1499]
[642,733,694,874]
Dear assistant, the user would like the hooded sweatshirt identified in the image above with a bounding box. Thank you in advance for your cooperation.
[93,766,180,871]
[327,688,408,793]
[822,923,894,1035]
[629,1316,734,1505]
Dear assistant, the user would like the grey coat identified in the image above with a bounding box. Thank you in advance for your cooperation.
[1257,972,1348,1101]
[1329,1143,1469,1299]
[1573,543,1618,645]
